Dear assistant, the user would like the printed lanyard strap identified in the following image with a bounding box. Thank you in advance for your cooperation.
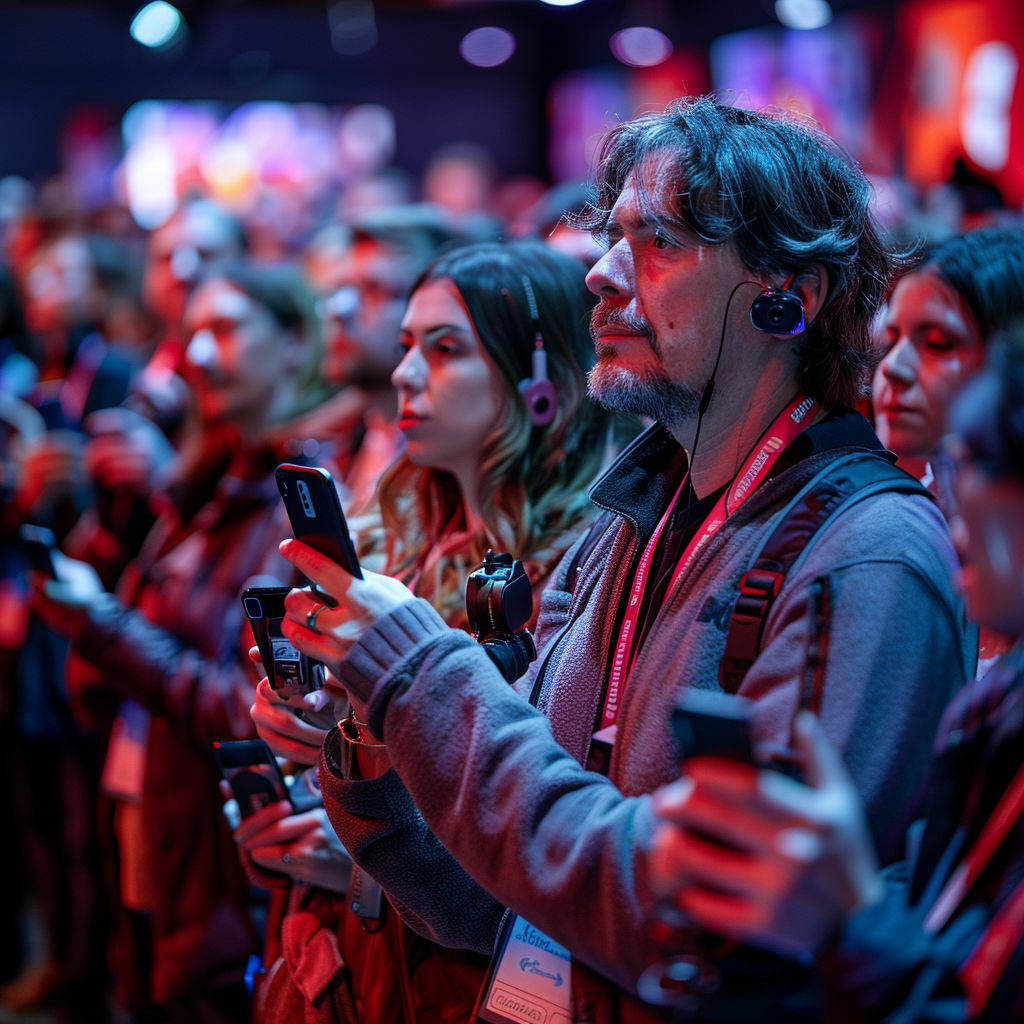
[600,392,820,732]
[923,756,1024,935]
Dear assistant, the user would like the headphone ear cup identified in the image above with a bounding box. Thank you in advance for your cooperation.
[519,378,558,427]
[749,287,806,335]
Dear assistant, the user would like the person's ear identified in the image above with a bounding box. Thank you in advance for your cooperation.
[787,265,828,330]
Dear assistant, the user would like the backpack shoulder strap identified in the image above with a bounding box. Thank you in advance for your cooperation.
[719,451,933,694]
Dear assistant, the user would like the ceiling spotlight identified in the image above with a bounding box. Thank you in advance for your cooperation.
[130,1,185,49]
[610,26,672,67]
[540,0,587,6]
[460,27,516,68]
[775,0,833,30]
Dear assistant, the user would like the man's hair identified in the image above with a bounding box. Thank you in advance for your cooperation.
[578,96,912,407]
[925,227,1024,341]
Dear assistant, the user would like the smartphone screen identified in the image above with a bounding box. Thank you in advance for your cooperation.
[213,739,292,819]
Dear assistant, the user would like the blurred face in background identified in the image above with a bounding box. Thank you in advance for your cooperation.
[392,277,505,483]
[23,236,101,336]
[320,236,410,389]
[182,278,299,436]
[873,267,985,460]
[951,455,1024,635]
[144,204,243,333]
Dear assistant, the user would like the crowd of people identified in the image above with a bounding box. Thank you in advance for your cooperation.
[1,94,1024,1024]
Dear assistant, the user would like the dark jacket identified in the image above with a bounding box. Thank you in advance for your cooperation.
[319,411,969,1023]
[818,642,1024,1023]
[71,448,296,1010]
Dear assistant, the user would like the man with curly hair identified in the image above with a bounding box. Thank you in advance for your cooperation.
[282,98,970,1023]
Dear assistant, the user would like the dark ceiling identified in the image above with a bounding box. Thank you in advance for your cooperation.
[0,0,901,180]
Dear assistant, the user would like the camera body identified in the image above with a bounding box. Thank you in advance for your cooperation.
[466,550,537,683]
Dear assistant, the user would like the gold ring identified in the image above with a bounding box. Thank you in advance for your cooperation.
[306,604,328,634]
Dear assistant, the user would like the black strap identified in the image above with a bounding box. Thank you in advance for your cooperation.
[719,452,934,695]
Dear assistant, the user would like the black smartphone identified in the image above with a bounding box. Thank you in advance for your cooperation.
[672,690,756,764]
[241,586,325,699]
[213,739,293,819]
[275,464,362,580]
[19,524,57,576]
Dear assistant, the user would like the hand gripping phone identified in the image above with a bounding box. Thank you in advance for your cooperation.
[275,464,362,579]
[214,738,293,819]
[241,585,325,699]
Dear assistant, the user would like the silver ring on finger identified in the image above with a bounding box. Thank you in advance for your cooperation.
[306,603,328,635]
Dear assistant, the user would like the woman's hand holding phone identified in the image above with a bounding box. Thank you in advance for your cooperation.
[250,677,332,766]
[279,537,415,700]
[223,794,352,894]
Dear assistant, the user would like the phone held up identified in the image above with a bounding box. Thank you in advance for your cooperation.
[275,464,362,580]
[241,586,325,700]
[672,689,802,779]
[214,738,293,821]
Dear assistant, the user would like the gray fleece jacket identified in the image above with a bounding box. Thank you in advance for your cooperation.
[319,411,968,1022]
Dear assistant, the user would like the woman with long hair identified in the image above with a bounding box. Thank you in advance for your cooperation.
[240,241,626,1024]
[872,227,1024,669]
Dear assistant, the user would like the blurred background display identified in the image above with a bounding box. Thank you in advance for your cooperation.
[0,0,1019,251]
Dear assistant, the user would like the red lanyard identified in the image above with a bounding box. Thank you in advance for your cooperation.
[600,393,820,732]
[959,870,1024,1017]
[923,757,1024,936]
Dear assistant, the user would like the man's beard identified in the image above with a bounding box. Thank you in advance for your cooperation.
[587,302,701,424]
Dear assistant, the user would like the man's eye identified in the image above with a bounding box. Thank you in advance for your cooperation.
[653,234,671,250]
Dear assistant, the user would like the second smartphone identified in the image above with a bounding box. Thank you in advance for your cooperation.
[241,585,325,700]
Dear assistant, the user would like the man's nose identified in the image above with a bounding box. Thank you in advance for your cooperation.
[185,328,219,370]
[881,336,918,386]
[586,239,634,302]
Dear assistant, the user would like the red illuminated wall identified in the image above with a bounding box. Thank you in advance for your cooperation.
[898,0,1024,205]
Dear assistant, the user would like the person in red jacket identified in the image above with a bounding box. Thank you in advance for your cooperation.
[31,261,329,1023]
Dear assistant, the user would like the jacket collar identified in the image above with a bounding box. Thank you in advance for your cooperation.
[588,405,887,545]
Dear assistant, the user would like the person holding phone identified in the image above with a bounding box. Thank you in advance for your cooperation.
[243,241,627,1023]
[30,261,330,1024]
[648,323,1024,1022]
[273,99,970,1024]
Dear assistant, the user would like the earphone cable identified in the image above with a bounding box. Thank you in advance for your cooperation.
[684,279,761,527]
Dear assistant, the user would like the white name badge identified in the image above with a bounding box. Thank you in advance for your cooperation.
[478,915,573,1024]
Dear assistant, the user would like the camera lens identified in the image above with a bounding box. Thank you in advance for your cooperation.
[768,305,785,324]
[243,598,263,618]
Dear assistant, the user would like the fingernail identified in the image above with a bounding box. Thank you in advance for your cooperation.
[305,690,329,712]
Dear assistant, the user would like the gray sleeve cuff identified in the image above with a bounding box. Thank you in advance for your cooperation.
[336,598,451,706]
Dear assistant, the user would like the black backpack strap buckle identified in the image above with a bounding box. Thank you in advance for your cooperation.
[720,569,783,694]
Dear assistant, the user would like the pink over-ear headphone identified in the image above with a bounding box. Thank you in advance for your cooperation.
[518,275,558,427]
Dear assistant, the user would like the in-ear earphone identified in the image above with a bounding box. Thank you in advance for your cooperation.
[684,275,808,525]
[518,275,558,428]
[749,274,806,335]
